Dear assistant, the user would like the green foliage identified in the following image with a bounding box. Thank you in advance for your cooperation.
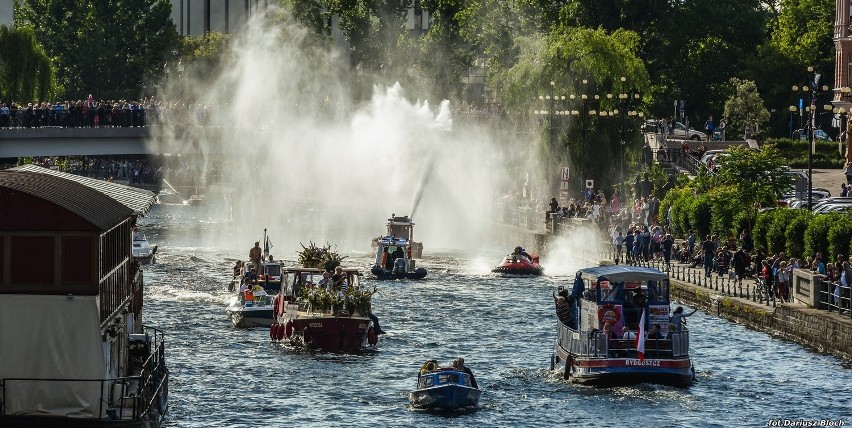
[297,242,348,272]
[766,209,799,255]
[688,195,712,239]
[723,78,770,138]
[0,25,56,101]
[784,210,811,259]
[752,209,775,253]
[713,145,794,206]
[707,185,746,238]
[769,0,834,75]
[299,281,376,315]
[803,213,836,259]
[15,0,179,99]
[827,215,852,261]
[764,138,844,169]
[660,187,693,236]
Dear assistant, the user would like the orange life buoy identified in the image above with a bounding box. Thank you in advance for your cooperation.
[598,303,622,328]
[285,321,294,339]
[367,327,378,345]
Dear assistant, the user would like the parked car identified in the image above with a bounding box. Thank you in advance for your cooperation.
[793,128,832,141]
[671,122,706,140]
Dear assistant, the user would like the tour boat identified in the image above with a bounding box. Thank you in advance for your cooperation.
[0,166,169,427]
[371,235,427,280]
[132,232,158,264]
[409,364,481,410]
[270,267,378,352]
[551,265,694,387]
[551,265,695,386]
[372,214,423,258]
[492,252,543,275]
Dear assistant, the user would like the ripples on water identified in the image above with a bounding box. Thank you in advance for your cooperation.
[138,205,852,427]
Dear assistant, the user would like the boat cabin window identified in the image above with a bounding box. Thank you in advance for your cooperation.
[438,373,459,385]
[647,280,670,304]
[419,375,434,388]
[596,280,623,303]
[462,374,472,387]
[264,264,281,277]
[388,224,411,240]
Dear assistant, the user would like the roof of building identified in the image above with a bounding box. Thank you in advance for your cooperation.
[0,169,134,230]
[11,164,156,215]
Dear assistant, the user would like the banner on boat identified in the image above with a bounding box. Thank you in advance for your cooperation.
[649,305,670,334]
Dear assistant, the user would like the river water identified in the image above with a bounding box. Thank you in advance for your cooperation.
[138,204,852,428]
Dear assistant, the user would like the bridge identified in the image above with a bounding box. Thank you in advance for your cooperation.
[0,127,252,158]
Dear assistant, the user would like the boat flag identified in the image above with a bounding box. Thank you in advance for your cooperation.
[636,309,646,361]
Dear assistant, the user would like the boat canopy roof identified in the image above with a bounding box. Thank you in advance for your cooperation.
[578,265,668,283]
[376,236,410,246]
[282,267,362,274]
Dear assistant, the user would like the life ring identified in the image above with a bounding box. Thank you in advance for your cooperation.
[598,303,621,327]
[367,327,378,345]
[285,321,294,339]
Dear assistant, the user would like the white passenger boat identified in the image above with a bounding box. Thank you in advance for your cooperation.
[551,265,695,387]
[132,231,158,264]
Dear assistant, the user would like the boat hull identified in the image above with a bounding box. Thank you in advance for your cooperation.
[132,245,157,265]
[226,306,274,328]
[409,384,481,409]
[285,315,372,352]
[371,265,427,280]
[553,347,694,387]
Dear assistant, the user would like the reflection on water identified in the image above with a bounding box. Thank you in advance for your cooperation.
[138,205,852,428]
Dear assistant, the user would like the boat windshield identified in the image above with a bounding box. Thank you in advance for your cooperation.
[264,264,281,277]
[438,373,459,385]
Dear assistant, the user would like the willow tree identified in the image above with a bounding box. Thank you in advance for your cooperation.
[0,25,56,102]
[489,26,649,194]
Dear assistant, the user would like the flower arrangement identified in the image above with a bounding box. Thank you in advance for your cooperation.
[300,286,342,313]
[346,286,377,316]
[297,242,348,272]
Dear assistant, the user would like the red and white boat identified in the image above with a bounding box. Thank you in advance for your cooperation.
[492,250,543,275]
[551,265,694,387]
[270,267,378,352]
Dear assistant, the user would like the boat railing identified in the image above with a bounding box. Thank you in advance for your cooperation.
[558,322,690,359]
[0,325,168,422]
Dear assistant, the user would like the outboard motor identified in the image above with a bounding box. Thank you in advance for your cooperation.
[393,258,407,276]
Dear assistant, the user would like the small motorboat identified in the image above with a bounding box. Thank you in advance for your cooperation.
[492,249,542,275]
[409,361,481,410]
[371,236,427,280]
[132,230,158,264]
[226,286,276,328]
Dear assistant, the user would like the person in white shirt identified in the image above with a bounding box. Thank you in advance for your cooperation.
[621,326,636,340]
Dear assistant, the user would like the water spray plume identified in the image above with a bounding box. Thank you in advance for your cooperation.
[153,7,517,253]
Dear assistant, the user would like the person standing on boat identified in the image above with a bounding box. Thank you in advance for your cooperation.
[453,358,478,388]
[670,306,698,331]
[249,242,262,275]
[317,271,331,290]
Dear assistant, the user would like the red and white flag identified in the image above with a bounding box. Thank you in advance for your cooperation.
[636,309,646,361]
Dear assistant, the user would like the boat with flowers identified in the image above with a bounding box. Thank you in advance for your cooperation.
[270,267,379,352]
[551,265,694,387]
[371,235,427,280]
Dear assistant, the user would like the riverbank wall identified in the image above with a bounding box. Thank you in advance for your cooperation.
[669,279,852,360]
[492,222,852,361]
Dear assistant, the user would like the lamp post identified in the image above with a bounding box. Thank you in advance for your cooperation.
[791,67,832,210]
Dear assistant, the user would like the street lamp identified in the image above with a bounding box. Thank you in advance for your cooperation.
[791,68,831,210]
